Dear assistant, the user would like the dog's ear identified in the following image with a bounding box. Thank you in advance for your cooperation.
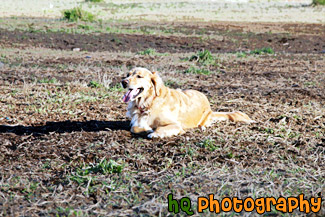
[151,71,164,96]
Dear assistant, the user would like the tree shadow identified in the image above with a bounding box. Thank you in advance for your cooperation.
[0,120,130,136]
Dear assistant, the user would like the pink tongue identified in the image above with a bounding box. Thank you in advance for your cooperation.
[122,89,138,103]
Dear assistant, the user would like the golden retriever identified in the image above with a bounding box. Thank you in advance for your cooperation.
[121,67,254,138]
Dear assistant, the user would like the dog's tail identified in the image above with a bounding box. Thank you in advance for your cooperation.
[198,111,254,130]
[212,111,255,124]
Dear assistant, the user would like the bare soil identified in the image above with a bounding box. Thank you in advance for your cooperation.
[1,22,324,54]
[0,20,324,216]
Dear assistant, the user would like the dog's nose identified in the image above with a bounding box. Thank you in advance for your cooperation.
[121,79,128,88]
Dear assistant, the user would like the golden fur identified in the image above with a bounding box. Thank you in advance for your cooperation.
[121,67,254,138]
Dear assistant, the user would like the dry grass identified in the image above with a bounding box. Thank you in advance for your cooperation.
[0,20,324,216]
[0,0,324,23]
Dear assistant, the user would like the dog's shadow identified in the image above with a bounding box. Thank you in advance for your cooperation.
[0,120,130,136]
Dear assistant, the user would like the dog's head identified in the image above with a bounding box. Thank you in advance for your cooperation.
[121,67,163,103]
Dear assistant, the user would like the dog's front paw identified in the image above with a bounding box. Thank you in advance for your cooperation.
[148,132,163,139]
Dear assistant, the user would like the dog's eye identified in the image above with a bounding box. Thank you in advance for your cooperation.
[126,73,130,77]
[137,75,142,78]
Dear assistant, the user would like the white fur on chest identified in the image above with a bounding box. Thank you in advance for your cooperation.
[127,102,152,131]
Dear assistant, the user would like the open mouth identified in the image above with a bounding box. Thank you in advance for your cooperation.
[122,88,144,103]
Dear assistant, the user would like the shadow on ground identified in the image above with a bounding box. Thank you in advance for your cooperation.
[0,120,130,136]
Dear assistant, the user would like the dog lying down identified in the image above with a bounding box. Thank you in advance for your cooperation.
[121,67,254,138]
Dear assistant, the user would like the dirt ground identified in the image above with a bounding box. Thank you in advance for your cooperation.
[0,18,324,216]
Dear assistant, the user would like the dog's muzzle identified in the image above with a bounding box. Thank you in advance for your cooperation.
[121,79,128,88]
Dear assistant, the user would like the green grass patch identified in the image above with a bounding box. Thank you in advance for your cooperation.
[88,80,102,88]
[313,0,325,5]
[109,84,124,92]
[22,181,39,202]
[235,47,274,58]
[184,66,213,75]
[197,139,219,151]
[38,77,57,84]
[77,24,94,30]
[236,51,248,58]
[250,47,274,55]
[62,7,96,22]
[70,159,123,185]
[137,48,168,56]
[264,128,274,134]
[304,81,316,87]
[82,159,123,175]
[189,49,215,65]
[164,80,180,88]
[137,48,156,55]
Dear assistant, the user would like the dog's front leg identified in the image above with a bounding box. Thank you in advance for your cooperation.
[131,126,153,134]
[130,115,153,134]
[148,124,184,138]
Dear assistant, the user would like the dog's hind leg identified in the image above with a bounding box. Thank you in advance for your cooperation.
[198,111,215,131]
